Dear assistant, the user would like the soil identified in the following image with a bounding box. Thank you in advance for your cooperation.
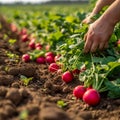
[0,16,120,120]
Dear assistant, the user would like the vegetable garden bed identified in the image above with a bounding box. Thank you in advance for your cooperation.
[0,4,120,120]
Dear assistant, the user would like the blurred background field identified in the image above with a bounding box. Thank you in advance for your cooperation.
[0,0,91,17]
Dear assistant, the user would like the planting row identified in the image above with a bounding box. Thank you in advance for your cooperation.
[8,7,120,106]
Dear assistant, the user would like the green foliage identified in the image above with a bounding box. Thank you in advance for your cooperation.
[20,75,33,86]
[6,51,19,61]
[8,39,16,45]
[57,100,67,108]
[19,110,28,120]
[105,79,120,98]
[29,50,45,61]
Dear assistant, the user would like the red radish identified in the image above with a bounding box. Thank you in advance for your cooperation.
[20,28,27,35]
[29,41,35,49]
[117,40,120,47]
[45,52,55,58]
[62,71,73,83]
[21,34,29,42]
[45,44,50,51]
[83,89,100,106]
[73,85,86,99]
[22,54,30,62]
[36,46,42,50]
[49,63,60,72]
[54,55,61,62]
[117,39,120,44]
[46,56,55,64]
[36,56,45,64]
[10,23,17,33]
[72,69,80,74]
[35,43,42,50]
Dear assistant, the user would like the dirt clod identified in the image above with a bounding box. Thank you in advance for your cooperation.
[40,106,71,120]
[6,88,22,105]
[0,75,14,85]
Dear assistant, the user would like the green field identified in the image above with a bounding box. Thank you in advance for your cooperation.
[0,3,90,16]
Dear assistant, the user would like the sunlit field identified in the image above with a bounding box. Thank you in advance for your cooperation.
[0,2,120,120]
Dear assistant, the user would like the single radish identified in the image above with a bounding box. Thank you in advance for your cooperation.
[73,85,86,99]
[83,89,100,106]
[49,63,60,72]
[20,28,27,35]
[62,71,73,83]
[22,54,30,62]
[21,34,29,42]
[10,23,17,33]
[35,43,42,50]
[45,44,50,51]
[46,55,55,64]
[36,46,42,50]
[45,52,55,58]
[29,40,35,49]
[117,40,120,47]
[72,69,80,75]
[36,56,45,64]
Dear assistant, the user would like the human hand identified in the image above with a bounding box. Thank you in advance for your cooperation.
[82,15,95,24]
[83,18,114,53]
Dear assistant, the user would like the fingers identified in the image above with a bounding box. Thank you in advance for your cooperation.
[84,33,87,41]
[104,42,108,49]
[90,41,99,53]
[84,41,108,53]
[84,33,108,53]
[82,19,86,24]
[84,34,93,53]
[99,42,105,50]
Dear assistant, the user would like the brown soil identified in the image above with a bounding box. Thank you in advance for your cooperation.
[0,16,120,120]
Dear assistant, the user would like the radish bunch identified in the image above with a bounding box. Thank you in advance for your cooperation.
[73,85,100,106]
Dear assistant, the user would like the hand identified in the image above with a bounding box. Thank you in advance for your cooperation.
[84,18,114,53]
[82,15,95,24]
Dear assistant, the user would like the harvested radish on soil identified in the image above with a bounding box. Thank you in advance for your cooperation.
[73,85,86,99]
[83,89,100,106]
[62,71,73,83]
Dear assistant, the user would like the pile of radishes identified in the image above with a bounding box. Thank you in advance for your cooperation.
[73,85,100,106]
[22,51,100,106]
[11,24,101,106]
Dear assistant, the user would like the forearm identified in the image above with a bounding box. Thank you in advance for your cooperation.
[99,0,120,26]
[91,0,116,16]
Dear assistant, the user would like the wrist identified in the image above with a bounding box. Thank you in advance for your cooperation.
[99,14,116,27]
